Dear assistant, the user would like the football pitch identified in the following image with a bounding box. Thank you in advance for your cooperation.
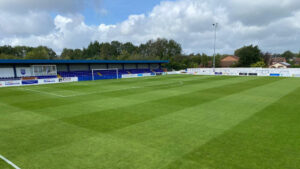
[0,75,299,169]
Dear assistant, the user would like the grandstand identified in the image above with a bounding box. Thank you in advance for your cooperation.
[0,59,167,82]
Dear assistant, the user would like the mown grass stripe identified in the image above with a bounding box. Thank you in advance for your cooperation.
[61,77,280,133]
[163,79,300,169]
[0,75,299,169]
[2,76,235,110]
[15,77,295,169]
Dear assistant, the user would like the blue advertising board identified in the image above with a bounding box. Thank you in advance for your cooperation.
[22,80,38,85]
[270,74,280,77]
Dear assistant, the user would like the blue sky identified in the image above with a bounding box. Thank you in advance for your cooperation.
[83,0,173,25]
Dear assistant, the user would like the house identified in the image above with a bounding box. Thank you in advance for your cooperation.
[269,62,291,68]
[294,58,300,65]
[220,56,239,67]
[270,57,286,65]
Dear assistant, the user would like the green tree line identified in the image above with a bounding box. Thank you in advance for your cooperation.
[1,38,300,70]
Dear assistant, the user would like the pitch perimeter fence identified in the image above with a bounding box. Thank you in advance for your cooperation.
[187,68,300,77]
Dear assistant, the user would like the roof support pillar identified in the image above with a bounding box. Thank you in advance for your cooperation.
[88,64,91,71]
[13,65,17,78]
[67,64,70,72]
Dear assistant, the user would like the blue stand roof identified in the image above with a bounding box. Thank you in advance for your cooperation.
[0,59,169,64]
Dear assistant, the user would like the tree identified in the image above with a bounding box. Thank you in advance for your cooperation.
[25,46,49,60]
[82,41,101,59]
[0,45,34,59]
[61,48,73,60]
[235,45,262,67]
[100,42,115,60]
[44,47,58,60]
[0,53,19,59]
[215,54,222,67]
[122,42,138,55]
[251,61,266,67]
[111,41,122,58]
[282,50,295,61]
[261,52,272,66]
[200,54,210,67]
[139,38,182,60]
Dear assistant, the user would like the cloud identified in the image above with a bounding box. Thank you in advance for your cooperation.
[226,0,300,26]
[0,11,54,38]
[0,0,102,13]
[0,0,300,55]
[0,0,102,38]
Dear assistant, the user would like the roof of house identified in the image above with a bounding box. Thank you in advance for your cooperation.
[279,62,291,66]
[271,62,291,66]
[271,57,286,63]
[220,56,239,67]
[0,59,169,64]
[221,55,239,61]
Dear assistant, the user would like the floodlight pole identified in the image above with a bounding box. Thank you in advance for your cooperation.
[212,23,218,72]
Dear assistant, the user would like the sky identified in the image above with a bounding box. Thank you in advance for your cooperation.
[0,0,300,55]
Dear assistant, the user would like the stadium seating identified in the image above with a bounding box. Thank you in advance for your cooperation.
[57,69,163,81]
[0,69,163,81]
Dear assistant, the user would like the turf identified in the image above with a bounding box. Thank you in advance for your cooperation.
[0,75,299,169]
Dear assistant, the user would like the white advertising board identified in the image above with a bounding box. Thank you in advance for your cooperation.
[142,73,154,77]
[59,77,78,83]
[167,71,181,75]
[4,80,22,87]
[187,68,300,78]
[38,78,59,84]
[122,73,156,79]
[122,74,138,78]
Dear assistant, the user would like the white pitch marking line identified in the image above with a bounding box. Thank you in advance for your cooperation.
[0,155,21,169]
[20,88,67,98]
[19,80,186,98]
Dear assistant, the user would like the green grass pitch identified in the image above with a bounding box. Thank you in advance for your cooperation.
[0,75,299,169]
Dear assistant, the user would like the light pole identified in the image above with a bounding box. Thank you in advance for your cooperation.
[212,23,218,72]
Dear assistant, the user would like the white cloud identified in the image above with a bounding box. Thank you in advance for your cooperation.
[0,11,54,38]
[0,0,300,55]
